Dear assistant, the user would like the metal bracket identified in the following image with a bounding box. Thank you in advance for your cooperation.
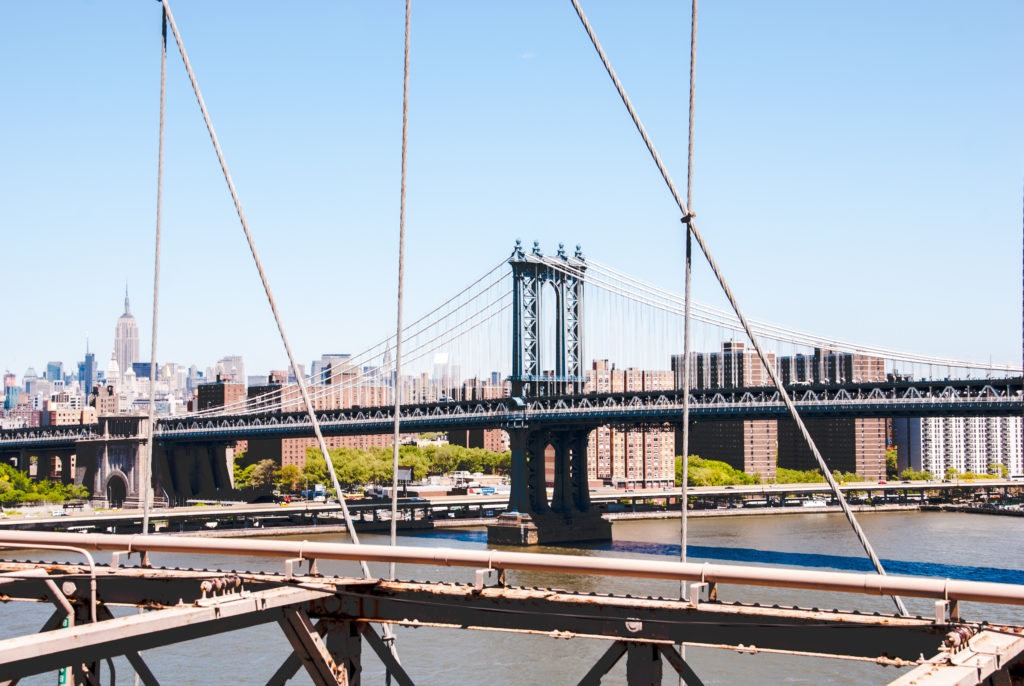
[285,557,318,579]
[474,567,505,589]
[689,582,716,605]
[934,599,960,624]
[111,549,150,569]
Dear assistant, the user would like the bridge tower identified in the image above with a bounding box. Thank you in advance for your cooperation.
[494,241,611,545]
[509,240,586,397]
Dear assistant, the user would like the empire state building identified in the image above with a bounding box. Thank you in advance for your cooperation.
[114,288,140,377]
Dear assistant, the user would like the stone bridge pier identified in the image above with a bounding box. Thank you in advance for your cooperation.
[0,448,76,484]
[74,416,235,508]
[489,426,611,545]
[153,442,234,505]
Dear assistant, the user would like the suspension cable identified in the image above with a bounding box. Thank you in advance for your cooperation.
[187,261,508,417]
[679,0,697,603]
[158,0,371,577]
[143,6,168,536]
[390,0,412,584]
[568,0,907,615]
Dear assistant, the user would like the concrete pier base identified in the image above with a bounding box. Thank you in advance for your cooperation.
[487,511,612,546]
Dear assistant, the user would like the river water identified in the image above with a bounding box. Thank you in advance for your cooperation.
[3,511,1022,684]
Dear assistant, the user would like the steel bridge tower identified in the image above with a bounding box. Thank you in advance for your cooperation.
[497,241,610,544]
[509,240,587,397]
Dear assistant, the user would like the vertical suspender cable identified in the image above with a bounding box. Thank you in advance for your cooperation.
[390,0,412,582]
[679,0,696,589]
[143,6,168,537]
[568,0,907,615]
[158,0,372,579]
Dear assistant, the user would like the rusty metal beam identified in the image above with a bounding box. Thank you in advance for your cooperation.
[266,618,329,686]
[577,641,627,685]
[0,586,333,683]
[330,581,948,661]
[358,623,414,686]
[625,642,662,685]
[2,530,1023,607]
[657,644,704,686]
[95,604,160,686]
[278,608,345,686]
[0,563,951,662]
[887,630,1024,686]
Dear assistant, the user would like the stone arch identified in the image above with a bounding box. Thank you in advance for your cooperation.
[104,471,129,508]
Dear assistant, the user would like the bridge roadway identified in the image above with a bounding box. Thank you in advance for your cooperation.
[0,377,1019,450]
[0,479,1016,532]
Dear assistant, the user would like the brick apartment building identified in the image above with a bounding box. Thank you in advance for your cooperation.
[585,360,675,488]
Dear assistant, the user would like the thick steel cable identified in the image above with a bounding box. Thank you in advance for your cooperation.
[679,0,697,604]
[188,262,508,417]
[568,0,907,615]
[678,7,697,675]
[390,0,412,585]
[588,260,1021,372]
[142,6,167,537]
[189,287,511,421]
[158,0,372,578]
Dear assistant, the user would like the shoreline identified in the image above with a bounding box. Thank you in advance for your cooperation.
[171,502,1024,539]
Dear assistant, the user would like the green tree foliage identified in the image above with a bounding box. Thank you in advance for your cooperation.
[897,468,933,481]
[249,459,278,490]
[276,465,301,493]
[774,468,863,484]
[0,463,89,506]
[301,444,511,489]
[233,463,255,488]
[675,456,757,487]
[885,449,899,478]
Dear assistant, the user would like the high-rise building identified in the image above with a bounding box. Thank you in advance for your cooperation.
[893,416,1023,479]
[46,361,63,383]
[674,341,775,390]
[214,355,246,386]
[674,343,778,481]
[584,361,675,488]
[196,376,246,412]
[777,417,886,480]
[114,288,140,377]
[777,348,886,385]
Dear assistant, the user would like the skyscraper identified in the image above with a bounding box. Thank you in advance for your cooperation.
[114,288,140,377]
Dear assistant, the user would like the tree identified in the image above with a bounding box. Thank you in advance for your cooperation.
[898,468,933,481]
[885,449,899,478]
[277,465,301,493]
[234,462,255,488]
[250,460,277,490]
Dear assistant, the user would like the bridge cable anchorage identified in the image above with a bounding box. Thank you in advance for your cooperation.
[159,0,404,653]
[142,3,168,537]
[568,0,907,615]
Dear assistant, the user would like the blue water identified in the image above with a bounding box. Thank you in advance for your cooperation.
[413,528,1024,585]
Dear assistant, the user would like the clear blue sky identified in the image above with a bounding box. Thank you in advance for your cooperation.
[1,1,1021,379]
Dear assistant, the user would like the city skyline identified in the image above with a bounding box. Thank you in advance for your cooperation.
[1,2,1021,378]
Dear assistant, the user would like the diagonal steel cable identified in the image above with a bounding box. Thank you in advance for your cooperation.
[569,0,907,615]
[159,0,375,580]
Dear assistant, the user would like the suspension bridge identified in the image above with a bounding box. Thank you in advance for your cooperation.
[2,0,1022,684]
[0,243,1019,524]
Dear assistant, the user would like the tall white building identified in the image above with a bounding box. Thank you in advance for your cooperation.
[114,289,140,376]
[894,416,1022,478]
